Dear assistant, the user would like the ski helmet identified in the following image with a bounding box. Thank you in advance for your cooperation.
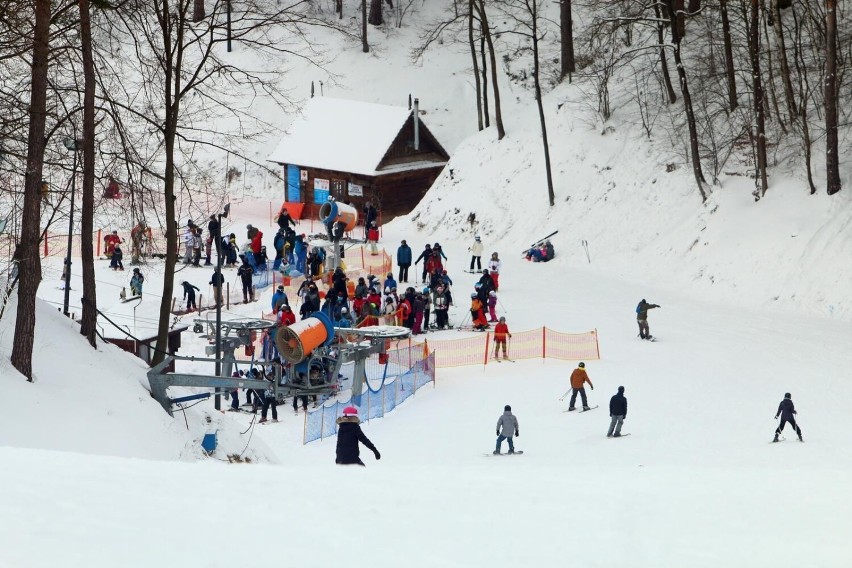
[784,392,791,399]
[578,362,585,368]
[470,292,477,298]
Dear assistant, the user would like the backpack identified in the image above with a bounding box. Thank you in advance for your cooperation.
[635,303,642,314]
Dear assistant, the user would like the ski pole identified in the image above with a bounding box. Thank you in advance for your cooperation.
[558,389,571,401]
[497,298,508,314]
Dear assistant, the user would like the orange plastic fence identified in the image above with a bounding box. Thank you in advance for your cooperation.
[420,328,599,368]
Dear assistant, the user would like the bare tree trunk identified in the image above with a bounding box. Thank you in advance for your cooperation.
[529,0,554,205]
[193,0,205,21]
[12,0,51,381]
[480,29,490,128]
[475,0,504,139]
[791,3,816,194]
[771,0,798,122]
[720,0,739,110]
[824,0,841,195]
[362,0,369,52]
[654,1,677,104]
[748,0,769,197]
[78,0,98,347]
[665,0,708,201]
[369,0,383,25]
[559,0,575,79]
[468,1,483,130]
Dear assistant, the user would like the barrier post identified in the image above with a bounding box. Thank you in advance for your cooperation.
[483,333,490,366]
[542,327,546,359]
[360,246,365,269]
[43,232,48,257]
[595,328,600,359]
[96,229,102,256]
[319,406,324,442]
[226,282,230,309]
[302,406,308,444]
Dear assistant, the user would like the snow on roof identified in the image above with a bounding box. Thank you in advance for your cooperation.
[267,97,416,176]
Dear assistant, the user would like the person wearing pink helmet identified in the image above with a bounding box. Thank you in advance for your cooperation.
[335,406,381,466]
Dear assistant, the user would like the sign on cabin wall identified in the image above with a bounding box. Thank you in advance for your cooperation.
[347,182,363,197]
[300,170,308,181]
[313,178,330,203]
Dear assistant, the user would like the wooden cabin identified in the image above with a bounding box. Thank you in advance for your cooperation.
[267,97,450,220]
[103,326,188,373]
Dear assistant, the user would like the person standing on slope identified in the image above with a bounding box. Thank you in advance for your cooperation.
[493,317,512,359]
[636,299,660,340]
[494,405,519,455]
[607,386,627,437]
[774,392,803,442]
[487,252,502,291]
[335,406,381,466]
[469,235,484,271]
[397,239,412,283]
[181,281,200,312]
[568,362,594,411]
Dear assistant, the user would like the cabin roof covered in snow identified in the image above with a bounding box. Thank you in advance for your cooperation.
[267,97,442,177]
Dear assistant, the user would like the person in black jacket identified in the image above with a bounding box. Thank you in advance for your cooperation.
[237,258,254,303]
[608,386,627,437]
[209,270,225,306]
[335,406,380,466]
[181,281,200,312]
[774,392,803,442]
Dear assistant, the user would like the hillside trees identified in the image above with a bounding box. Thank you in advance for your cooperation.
[824,0,841,195]
[99,0,333,366]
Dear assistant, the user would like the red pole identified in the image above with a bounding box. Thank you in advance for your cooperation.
[484,333,490,366]
[542,327,546,359]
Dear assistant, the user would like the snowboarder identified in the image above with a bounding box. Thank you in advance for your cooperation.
[494,405,519,455]
[568,362,594,411]
[335,406,381,466]
[493,317,511,359]
[129,268,144,297]
[607,386,627,437]
[469,235,483,271]
[237,258,254,303]
[181,281,200,312]
[636,299,660,340]
[774,393,803,442]
[397,239,412,283]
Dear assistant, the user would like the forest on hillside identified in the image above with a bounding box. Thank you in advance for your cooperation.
[0,0,849,381]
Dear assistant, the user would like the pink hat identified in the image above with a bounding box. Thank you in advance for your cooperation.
[342,406,359,417]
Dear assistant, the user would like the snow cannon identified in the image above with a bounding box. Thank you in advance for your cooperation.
[319,201,359,232]
[275,310,336,364]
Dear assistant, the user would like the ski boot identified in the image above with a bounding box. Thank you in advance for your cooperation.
[507,450,515,455]
[493,450,500,455]
[798,433,803,442]
[583,406,591,411]
[773,434,779,443]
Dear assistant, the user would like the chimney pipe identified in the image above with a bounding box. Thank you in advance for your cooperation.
[413,98,420,151]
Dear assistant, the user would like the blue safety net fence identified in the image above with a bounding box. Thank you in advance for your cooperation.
[304,346,435,444]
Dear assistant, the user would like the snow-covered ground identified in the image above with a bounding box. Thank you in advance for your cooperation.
[3,0,852,565]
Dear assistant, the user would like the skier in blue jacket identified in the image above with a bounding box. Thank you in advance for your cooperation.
[397,240,412,283]
[383,273,397,291]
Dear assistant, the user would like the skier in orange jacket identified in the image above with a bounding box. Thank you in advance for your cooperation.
[568,362,594,411]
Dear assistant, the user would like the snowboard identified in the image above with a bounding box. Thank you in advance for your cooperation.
[485,451,524,457]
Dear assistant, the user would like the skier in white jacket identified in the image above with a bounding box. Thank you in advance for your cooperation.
[469,236,484,271]
[487,252,502,291]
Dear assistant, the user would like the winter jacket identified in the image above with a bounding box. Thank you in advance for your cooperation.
[488,258,502,274]
[273,231,286,253]
[570,367,593,389]
[181,282,199,299]
[367,227,379,242]
[609,391,627,417]
[432,291,449,311]
[487,295,497,309]
[210,272,225,287]
[494,322,510,340]
[776,398,796,421]
[237,263,254,285]
[277,309,296,327]
[397,244,412,266]
[636,300,659,321]
[208,218,220,239]
[271,291,288,311]
[335,418,378,465]
[277,211,296,229]
[415,247,432,265]
[384,277,398,291]
[496,411,519,437]
[354,283,368,298]
[469,240,484,256]
[250,230,264,254]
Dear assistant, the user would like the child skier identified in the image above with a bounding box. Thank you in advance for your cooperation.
[494,405,519,455]
[335,406,381,466]
[181,280,200,312]
[636,299,661,340]
[367,222,380,255]
[568,362,594,411]
[129,268,144,297]
[774,392,803,442]
[110,244,124,271]
[487,290,498,322]
[493,317,511,359]
[487,252,502,291]
[608,386,627,437]
[470,294,488,330]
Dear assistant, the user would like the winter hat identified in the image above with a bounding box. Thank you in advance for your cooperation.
[342,406,359,417]
[489,291,496,296]
[470,293,477,298]
[340,307,348,314]
[785,392,791,399]
[133,268,140,273]
[246,224,253,229]
[277,285,284,291]
[578,362,585,368]
[504,405,511,411]
[499,316,506,322]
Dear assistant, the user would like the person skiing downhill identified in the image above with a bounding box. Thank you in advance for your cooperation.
[494,405,519,455]
[774,393,803,442]
[636,299,660,340]
[608,386,627,437]
[335,406,381,466]
[568,362,594,411]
